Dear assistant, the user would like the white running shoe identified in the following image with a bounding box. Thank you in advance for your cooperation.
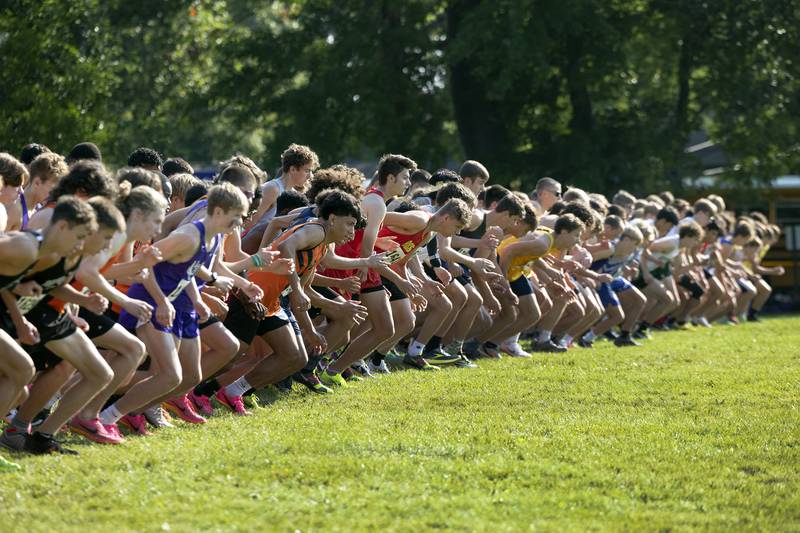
[367,359,391,374]
[143,406,174,428]
[500,341,531,358]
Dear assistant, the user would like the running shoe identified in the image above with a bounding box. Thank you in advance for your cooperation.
[367,359,391,375]
[293,372,333,394]
[144,406,176,428]
[0,426,27,451]
[532,340,567,353]
[318,370,348,388]
[103,423,124,441]
[576,337,594,348]
[632,327,652,340]
[68,417,123,444]
[499,342,531,358]
[477,342,501,359]
[214,389,252,416]
[119,414,152,436]
[614,335,642,347]
[424,348,463,365]
[274,377,293,393]
[461,339,480,357]
[454,354,478,368]
[24,432,78,455]
[350,360,373,378]
[0,454,20,472]
[402,354,439,371]
[692,316,712,328]
[163,396,206,424]
[242,394,263,410]
[188,390,214,417]
[603,331,619,341]
[29,407,51,429]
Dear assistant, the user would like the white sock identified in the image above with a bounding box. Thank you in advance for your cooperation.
[583,330,596,342]
[100,403,123,425]
[538,330,552,343]
[407,339,426,357]
[560,335,573,347]
[225,377,251,398]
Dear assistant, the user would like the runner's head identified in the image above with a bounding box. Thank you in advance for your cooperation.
[480,184,511,209]
[703,218,723,243]
[409,169,431,193]
[162,157,194,177]
[733,222,754,244]
[692,199,717,227]
[49,195,98,256]
[432,198,472,237]
[118,182,169,242]
[66,142,102,165]
[27,152,68,204]
[553,213,585,250]
[318,189,362,245]
[216,163,257,210]
[207,182,249,235]
[377,154,416,198]
[305,165,365,203]
[116,167,163,194]
[84,197,126,255]
[127,147,163,172]
[509,202,538,238]
[434,182,477,209]
[534,177,562,212]
[492,194,526,230]
[612,190,636,219]
[20,143,51,165]
[50,160,118,202]
[655,206,679,237]
[603,215,624,241]
[0,153,29,204]
[429,169,461,187]
[678,221,703,248]
[277,190,310,216]
[615,225,643,256]
[459,160,489,195]
[281,144,319,188]
[743,237,762,259]
[167,173,203,211]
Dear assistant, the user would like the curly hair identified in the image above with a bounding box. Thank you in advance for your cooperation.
[49,160,117,201]
[281,144,319,173]
[305,165,365,203]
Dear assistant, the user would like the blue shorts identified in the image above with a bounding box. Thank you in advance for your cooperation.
[509,275,534,297]
[598,278,632,308]
[119,306,199,339]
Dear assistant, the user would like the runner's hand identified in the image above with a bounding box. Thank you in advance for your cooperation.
[338,300,368,325]
[242,281,263,302]
[84,293,109,315]
[410,293,428,312]
[375,236,399,251]
[122,297,153,323]
[265,258,294,276]
[366,252,389,269]
[304,328,327,356]
[337,276,361,295]
[12,281,42,298]
[15,317,40,345]
[203,293,229,317]
[211,275,235,295]
[290,288,311,312]
[434,267,452,286]
[135,245,163,268]
[194,299,211,323]
[156,300,175,328]
[447,262,464,278]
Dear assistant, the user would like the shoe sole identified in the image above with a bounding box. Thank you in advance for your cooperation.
[162,404,206,424]
[68,423,122,445]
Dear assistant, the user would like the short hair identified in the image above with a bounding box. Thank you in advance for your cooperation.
[482,184,511,207]
[604,215,623,230]
[704,219,723,235]
[734,223,754,239]
[679,221,703,240]
[66,142,102,164]
[184,183,209,207]
[554,213,585,234]
[659,191,675,204]
[89,196,126,233]
[429,169,461,187]
[305,165,365,203]
[162,157,194,177]
[28,152,68,184]
[51,195,98,231]
[612,190,636,208]
[671,198,690,213]
[620,225,643,244]
[549,201,566,215]
[643,203,660,218]
[410,169,431,185]
[750,211,768,225]
[436,198,472,226]
[116,167,163,193]
[606,204,625,218]
[20,143,51,165]
[535,177,561,193]
[220,154,267,184]
[217,164,257,191]
[561,202,595,228]
[520,203,538,231]
[281,143,319,173]
[377,154,416,185]
[656,207,680,226]
[435,182,477,209]
[494,194,526,218]
[50,160,117,201]
[589,198,608,216]
[645,194,665,207]
[207,182,248,216]
[563,187,590,204]
[117,182,168,219]
[127,147,163,169]
[745,237,763,249]
[276,190,309,216]
[693,199,717,217]
[707,194,726,213]
[168,173,203,203]
[0,152,29,187]
[318,190,361,221]
[459,160,489,181]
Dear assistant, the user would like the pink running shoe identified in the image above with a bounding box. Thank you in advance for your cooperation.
[103,423,125,441]
[68,417,124,444]
[163,396,207,424]
[119,414,151,436]
[214,389,252,416]
[188,390,214,417]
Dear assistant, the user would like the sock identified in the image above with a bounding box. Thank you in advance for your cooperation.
[370,351,386,366]
[619,330,631,338]
[225,377,252,398]
[560,334,573,347]
[243,387,256,397]
[424,336,442,353]
[583,330,597,342]
[484,341,498,349]
[538,330,552,343]
[638,321,651,331]
[102,394,122,411]
[450,339,464,354]
[303,355,321,373]
[408,339,426,357]
[43,393,60,410]
[100,403,123,425]
[193,378,221,398]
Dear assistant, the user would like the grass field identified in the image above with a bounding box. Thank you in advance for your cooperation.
[2,317,799,531]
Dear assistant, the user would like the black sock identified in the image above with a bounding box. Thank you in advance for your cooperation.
[102,394,122,411]
[638,321,651,330]
[620,330,631,338]
[194,378,221,398]
[243,387,256,397]
[370,351,386,366]
[303,355,321,373]
[424,336,442,353]
[485,341,498,349]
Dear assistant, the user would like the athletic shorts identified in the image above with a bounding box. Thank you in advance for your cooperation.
[280,296,302,336]
[360,269,383,291]
[25,303,77,344]
[309,286,340,320]
[223,297,290,345]
[119,306,199,339]
[598,278,632,308]
[27,347,63,372]
[199,316,220,330]
[509,275,534,297]
[737,278,756,294]
[78,307,117,339]
[381,276,407,302]
[702,266,715,280]
[679,275,705,299]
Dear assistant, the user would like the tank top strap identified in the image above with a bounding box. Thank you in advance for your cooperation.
[19,192,29,229]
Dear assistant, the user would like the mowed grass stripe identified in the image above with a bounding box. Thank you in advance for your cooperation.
[2,317,798,531]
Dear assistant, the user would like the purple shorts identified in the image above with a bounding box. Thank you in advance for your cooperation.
[119,307,199,339]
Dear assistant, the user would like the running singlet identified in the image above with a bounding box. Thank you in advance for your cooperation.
[19,192,29,230]
[377,215,432,272]
[0,230,43,291]
[590,254,632,277]
[248,221,328,316]
[497,231,555,282]
[126,220,220,312]
[14,256,81,315]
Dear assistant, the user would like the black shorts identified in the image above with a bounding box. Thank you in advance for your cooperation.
[25,303,76,344]
[309,286,340,320]
[78,307,117,339]
[381,276,407,302]
[223,297,290,345]
[27,347,63,372]
[199,316,221,330]
[678,275,704,299]
[509,275,534,297]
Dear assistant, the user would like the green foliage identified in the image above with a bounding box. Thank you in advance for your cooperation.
[1,318,798,530]
[1,1,798,192]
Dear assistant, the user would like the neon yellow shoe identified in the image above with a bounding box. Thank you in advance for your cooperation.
[0,454,20,472]
[318,369,348,388]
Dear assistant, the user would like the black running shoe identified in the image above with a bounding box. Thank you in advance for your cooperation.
[603,331,619,341]
[577,337,594,348]
[402,354,438,371]
[454,354,478,368]
[24,432,78,455]
[532,340,567,353]
[293,372,332,394]
[614,335,641,347]
[632,328,651,340]
[29,407,51,429]
[274,377,293,393]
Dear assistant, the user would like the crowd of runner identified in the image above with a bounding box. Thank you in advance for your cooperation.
[0,141,784,469]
